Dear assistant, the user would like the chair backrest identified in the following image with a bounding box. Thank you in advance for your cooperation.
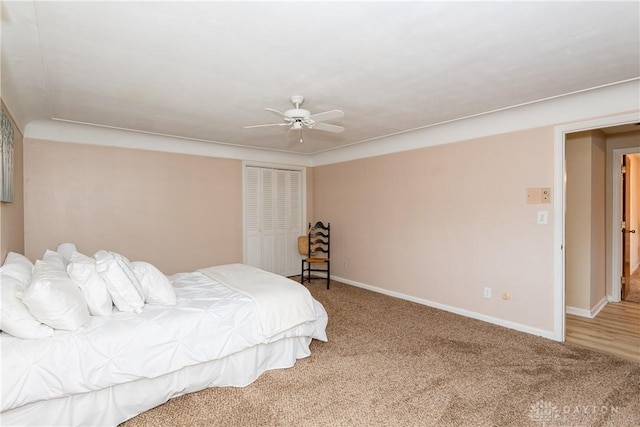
[307,221,330,259]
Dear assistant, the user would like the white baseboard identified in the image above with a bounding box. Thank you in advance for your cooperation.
[565,306,592,318]
[332,275,555,340]
[591,297,608,317]
[566,296,608,319]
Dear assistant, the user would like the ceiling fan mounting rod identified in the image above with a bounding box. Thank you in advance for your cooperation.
[290,95,304,109]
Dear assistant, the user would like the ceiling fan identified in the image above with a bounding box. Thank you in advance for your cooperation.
[244,95,344,143]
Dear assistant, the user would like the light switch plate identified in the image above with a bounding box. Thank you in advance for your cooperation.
[537,211,548,224]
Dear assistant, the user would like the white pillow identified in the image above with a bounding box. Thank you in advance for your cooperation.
[0,252,34,285]
[42,249,67,271]
[67,252,113,316]
[22,260,91,330]
[57,243,78,265]
[1,274,54,339]
[94,250,145,313]
[131,261,176,305]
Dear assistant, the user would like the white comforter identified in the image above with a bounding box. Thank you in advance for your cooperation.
[199,264,317,337]
[1,269,327,413]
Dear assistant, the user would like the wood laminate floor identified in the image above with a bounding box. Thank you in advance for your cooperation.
[565,300,640,363]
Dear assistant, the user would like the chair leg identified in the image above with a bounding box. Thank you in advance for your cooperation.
[326,261,330,289]
[300,260,304,284]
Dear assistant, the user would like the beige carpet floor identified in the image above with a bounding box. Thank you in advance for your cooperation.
[121,279,640,427]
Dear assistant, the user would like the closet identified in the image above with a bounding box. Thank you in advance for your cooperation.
[244,165,303,277]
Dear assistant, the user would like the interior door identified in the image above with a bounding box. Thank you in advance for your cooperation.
[622,155,631,300]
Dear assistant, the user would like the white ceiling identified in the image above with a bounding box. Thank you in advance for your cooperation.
[2,1,639,155]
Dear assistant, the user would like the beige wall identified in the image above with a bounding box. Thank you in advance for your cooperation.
[23,139,243,274]
[565,131,606,312]
[313,127,555,332]
[565,132,591,310]
[0,103,25,261]
[306,166,314,226]
[565,131,607,312]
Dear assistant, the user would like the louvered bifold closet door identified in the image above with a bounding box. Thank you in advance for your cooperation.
[274,170,288,275]
[287,171,302,276]
[260,168,276,273]
[245,166,303,277]
[274,169,303,276]
[245,166,262,269]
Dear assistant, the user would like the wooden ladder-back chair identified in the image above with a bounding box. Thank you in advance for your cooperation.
[299,221,330,289]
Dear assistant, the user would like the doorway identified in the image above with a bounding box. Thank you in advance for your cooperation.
[563,128,640,309]
[561,120,640,360]
[553,113,639,342]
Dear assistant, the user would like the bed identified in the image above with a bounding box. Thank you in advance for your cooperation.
[0,250,328,426]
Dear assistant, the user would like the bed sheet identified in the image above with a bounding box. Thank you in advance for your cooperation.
[1,270,327,413]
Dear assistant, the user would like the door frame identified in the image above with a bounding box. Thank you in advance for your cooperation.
[612,149,640,301]
[553,112,639,341]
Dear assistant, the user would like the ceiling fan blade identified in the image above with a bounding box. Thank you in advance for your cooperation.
[264,108,291,120]
[311,122,345,133]
[308,110,344,123]
[244,123,290,129]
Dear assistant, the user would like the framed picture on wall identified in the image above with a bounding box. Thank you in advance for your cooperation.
[1,109,15,203]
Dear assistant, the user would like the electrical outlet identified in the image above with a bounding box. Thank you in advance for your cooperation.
[483,287,492,299]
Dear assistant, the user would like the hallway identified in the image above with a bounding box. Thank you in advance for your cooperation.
[566,300,639,363]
